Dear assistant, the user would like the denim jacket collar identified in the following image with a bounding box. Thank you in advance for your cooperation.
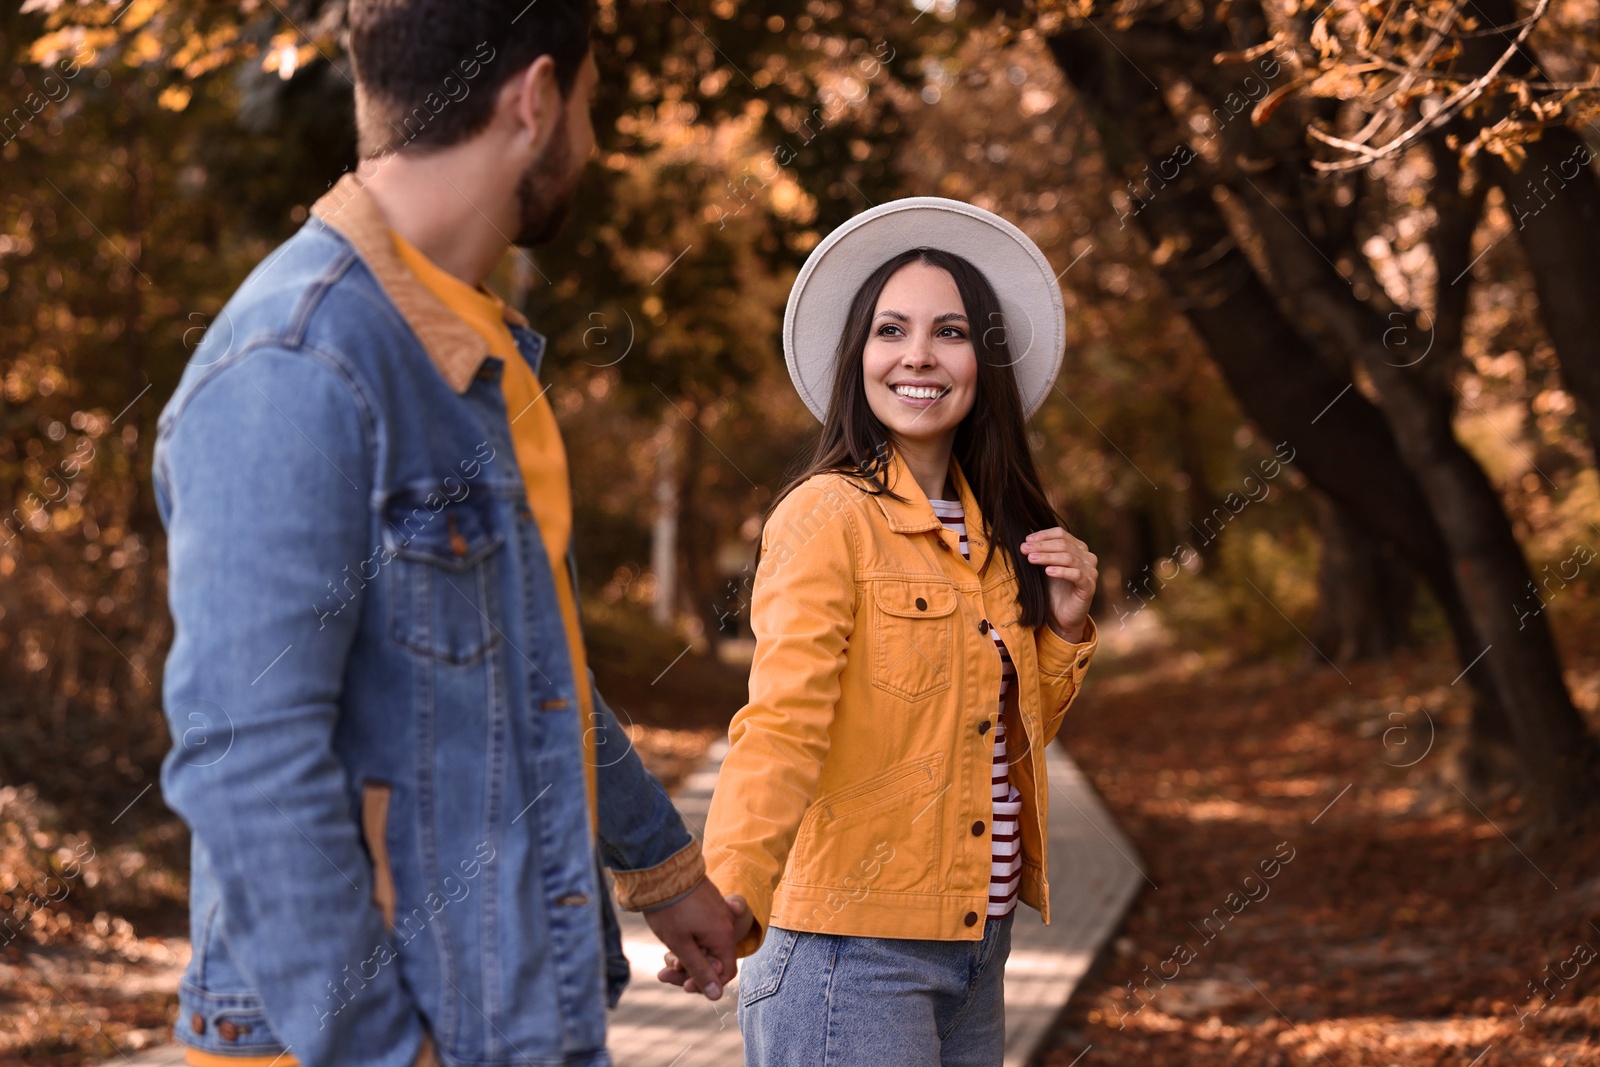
[868,446,991,571]
[310,173,533,394]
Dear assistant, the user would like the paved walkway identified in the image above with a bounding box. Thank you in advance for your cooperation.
[118,739,1142,1067]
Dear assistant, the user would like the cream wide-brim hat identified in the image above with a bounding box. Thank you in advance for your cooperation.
[781,196,1066,422]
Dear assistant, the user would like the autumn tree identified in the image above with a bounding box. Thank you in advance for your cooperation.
[998,0,1600,816]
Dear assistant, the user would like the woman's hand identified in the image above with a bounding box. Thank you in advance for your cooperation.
[1021,527,1097,642]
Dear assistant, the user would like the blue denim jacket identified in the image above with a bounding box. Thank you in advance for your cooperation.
[153,175,703,1067]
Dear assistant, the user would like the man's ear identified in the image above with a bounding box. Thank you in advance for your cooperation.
[503,55,564,155]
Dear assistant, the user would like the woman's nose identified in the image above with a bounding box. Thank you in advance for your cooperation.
[902,333,936,367]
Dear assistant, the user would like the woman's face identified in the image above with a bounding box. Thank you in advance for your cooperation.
[861,261,979,451]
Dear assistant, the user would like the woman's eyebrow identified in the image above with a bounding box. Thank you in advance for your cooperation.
[872,310,969,323]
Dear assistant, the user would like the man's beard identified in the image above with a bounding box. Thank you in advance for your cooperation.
[513,114,579,247]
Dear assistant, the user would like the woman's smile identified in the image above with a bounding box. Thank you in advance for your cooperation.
[890,379,952,406]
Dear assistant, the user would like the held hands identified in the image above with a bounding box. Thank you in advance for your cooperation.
[642,878,745,1000]
[656,894,755,998]
[1021,527,1098,642]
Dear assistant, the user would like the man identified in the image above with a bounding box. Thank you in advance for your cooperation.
[153,3,737,1065]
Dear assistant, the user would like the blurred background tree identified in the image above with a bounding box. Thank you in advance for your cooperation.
[7,0,1600,820]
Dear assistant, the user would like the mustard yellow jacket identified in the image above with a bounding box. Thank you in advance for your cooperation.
[704,448,1098,955]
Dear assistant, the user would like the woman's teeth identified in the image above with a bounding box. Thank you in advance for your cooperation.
[894,384,947,400]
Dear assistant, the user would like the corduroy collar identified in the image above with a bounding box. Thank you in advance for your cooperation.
[310,173,531,394]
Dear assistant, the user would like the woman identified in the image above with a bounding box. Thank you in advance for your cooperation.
[664,199,1099,1065]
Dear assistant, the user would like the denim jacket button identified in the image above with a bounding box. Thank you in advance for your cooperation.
[190,1013,205,1035]
[218,1021,240,1041]
[447,513,468,558]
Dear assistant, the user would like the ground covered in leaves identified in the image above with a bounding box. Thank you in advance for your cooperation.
[1040,616,1600,1067]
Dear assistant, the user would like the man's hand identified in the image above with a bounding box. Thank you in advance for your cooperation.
[643,878,741,1000]
[657,895,754,997]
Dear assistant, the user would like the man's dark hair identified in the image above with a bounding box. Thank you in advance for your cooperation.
[347,0,594,158]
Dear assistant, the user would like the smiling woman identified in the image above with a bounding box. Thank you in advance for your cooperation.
[678,198,1103,1067]
[790,240,1074,633]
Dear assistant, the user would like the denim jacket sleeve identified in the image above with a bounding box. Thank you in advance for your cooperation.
[155,347,425,1067]
[588,675,705,910]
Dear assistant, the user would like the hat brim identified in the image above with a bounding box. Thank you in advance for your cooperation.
[782,197,1066,422]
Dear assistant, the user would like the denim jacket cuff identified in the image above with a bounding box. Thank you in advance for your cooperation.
[612,837,706,911]
[1037,614,1098,685]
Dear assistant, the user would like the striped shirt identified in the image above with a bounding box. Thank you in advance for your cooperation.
[929,497,1021,917]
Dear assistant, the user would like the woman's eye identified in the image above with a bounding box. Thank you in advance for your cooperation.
[876,323,902,337]
[939,327,967,339]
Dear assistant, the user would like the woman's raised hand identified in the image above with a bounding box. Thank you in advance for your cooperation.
[1021,528,1097,642]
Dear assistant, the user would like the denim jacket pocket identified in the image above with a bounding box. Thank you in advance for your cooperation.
[383,488,503,664]
[869,580,957,701]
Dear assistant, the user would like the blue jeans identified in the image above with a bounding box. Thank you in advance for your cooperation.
[738,915,1014,1067]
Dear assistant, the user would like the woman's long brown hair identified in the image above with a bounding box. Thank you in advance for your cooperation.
[767,247,1063,629]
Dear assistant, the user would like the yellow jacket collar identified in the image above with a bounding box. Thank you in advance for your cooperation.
[866,446,992,568]
[310,173,530,394]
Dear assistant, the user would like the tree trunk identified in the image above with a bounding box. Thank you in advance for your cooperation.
[1466,0,1600,465]
[650,415,678,629]
[1239,167,1600,818]
[1488,128,1600,464]
[1043,27,1538,803]
[1176,411,1223,563]
[1309,493,1413,663]
[672,406,728,643]
[1110,503,1159,602]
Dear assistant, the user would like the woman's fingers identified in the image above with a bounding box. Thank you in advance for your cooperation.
[657,959,705,995]
[1024,533,1094,560]
[1023,533,1098,597]
[1024,547,1093,571]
